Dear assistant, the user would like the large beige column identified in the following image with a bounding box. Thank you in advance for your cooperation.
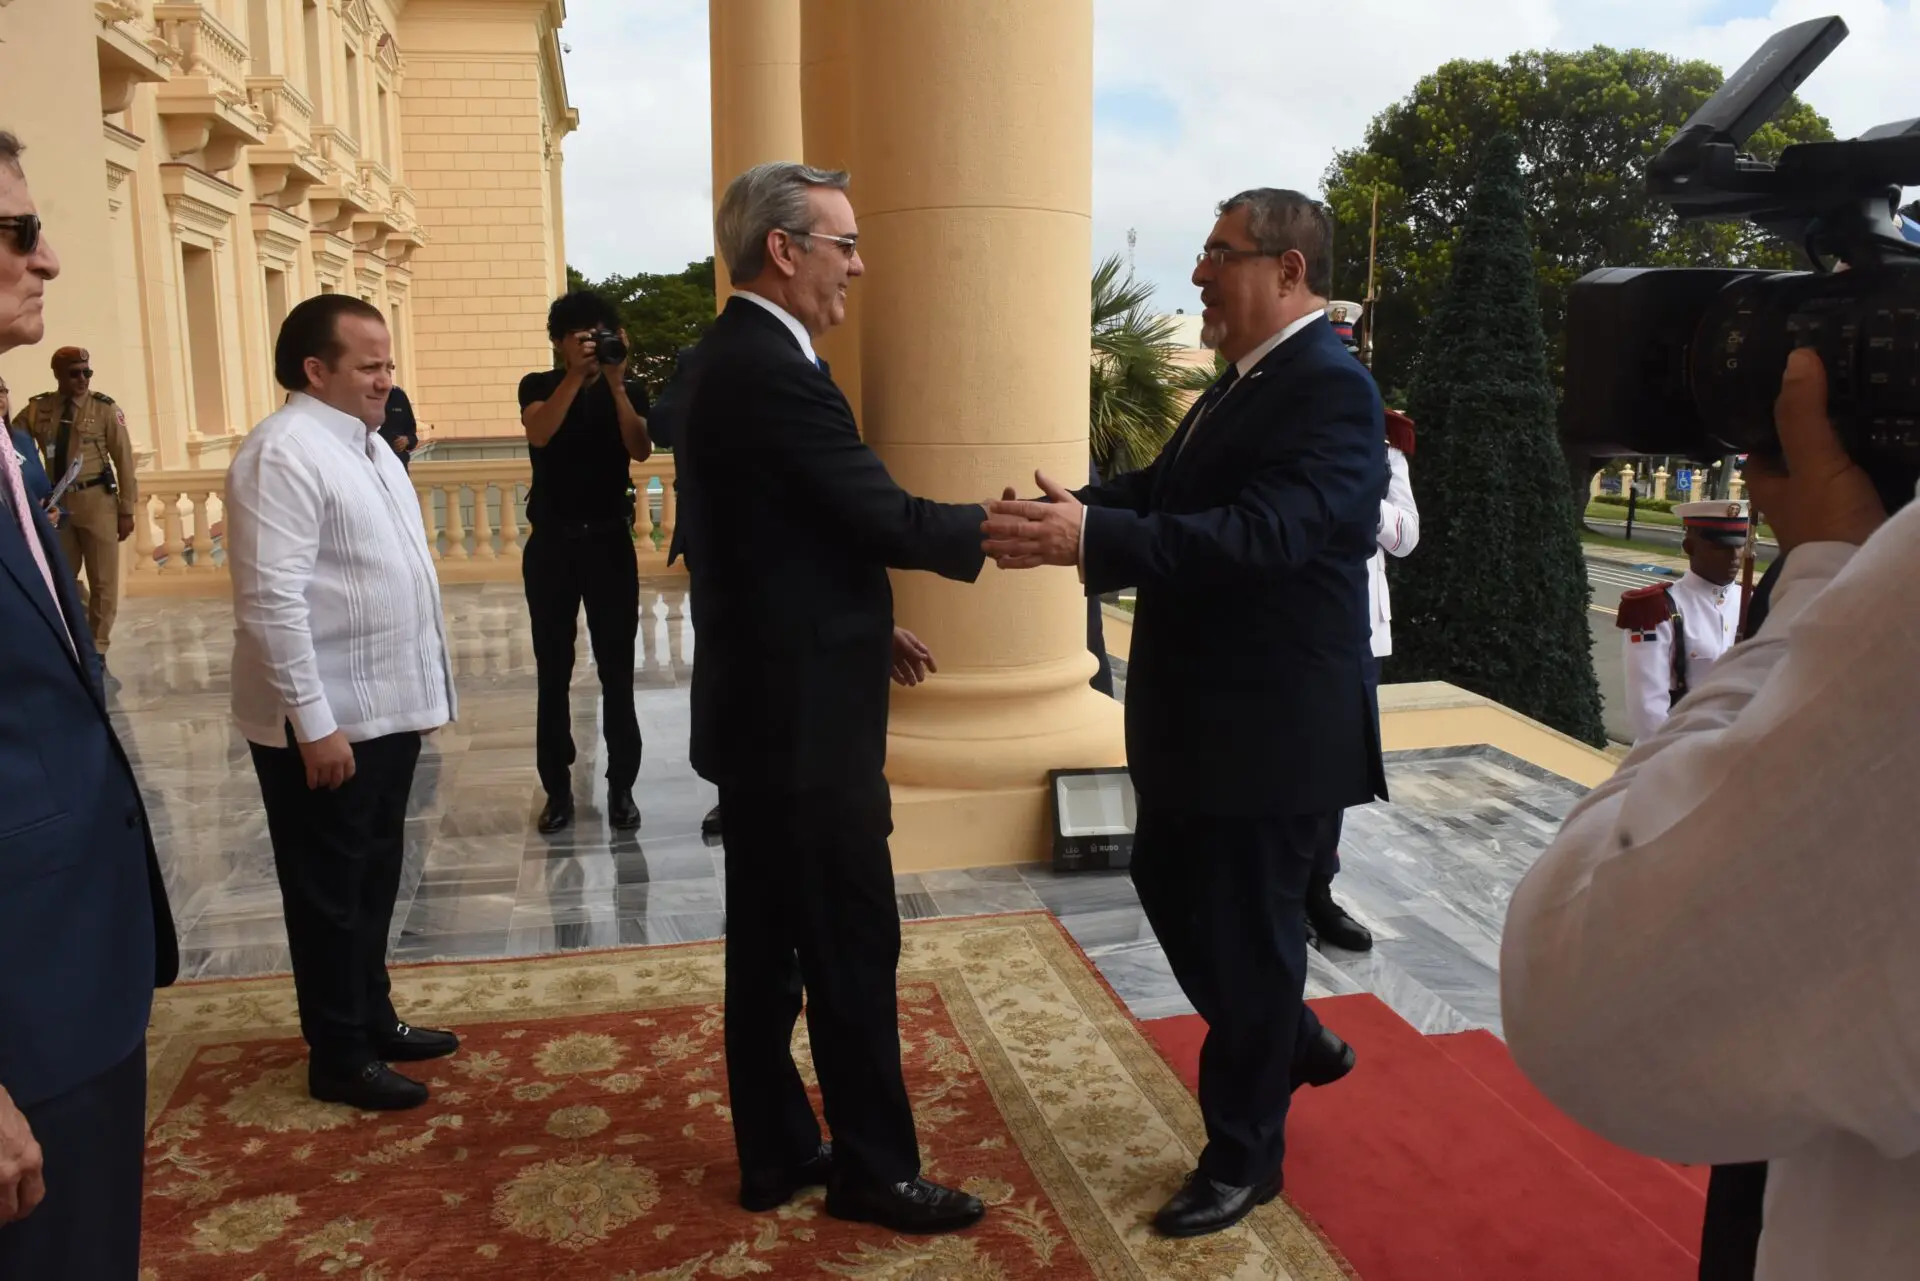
[800,0,860,423]
[709,0,802,311]
[854,0,1123,869]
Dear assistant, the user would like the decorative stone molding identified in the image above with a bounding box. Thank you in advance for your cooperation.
[97,6,171,114]
[251,203,307,269]
[151,3,266,173]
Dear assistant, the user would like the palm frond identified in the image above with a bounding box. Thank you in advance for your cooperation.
[1088,255,1209,476]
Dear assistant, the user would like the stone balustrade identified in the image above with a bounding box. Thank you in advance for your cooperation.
[125,456,682,596]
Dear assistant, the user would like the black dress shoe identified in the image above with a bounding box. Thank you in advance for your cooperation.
[701,804,722,838]
[1293,1024,1356,1091]
[826,1177,985,1234]
[1305,874,1373,952]
[374,1021,460,1063]
[1152,1169,1280,1238]
[309,1061,429,1111]
[608,791,641,831]
[537,795,574,834]
[739,1143,833,1211]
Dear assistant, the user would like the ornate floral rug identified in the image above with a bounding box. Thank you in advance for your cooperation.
[139,913,1349,1281]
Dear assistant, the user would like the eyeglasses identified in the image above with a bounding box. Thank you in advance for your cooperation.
[784,229,860,259]
[63,368,94,379]
[1195,247,1284,268]
[0,214,40,255]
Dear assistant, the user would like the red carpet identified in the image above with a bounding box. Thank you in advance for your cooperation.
[1143,994,1706,1280]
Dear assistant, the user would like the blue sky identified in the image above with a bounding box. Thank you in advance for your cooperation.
[561,0,1919,311]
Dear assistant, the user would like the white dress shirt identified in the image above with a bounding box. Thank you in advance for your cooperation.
[737,289,819,365]
[1502,506,1920,1279]
[226,392,455,746]
[1368,444,1418,657]
[1620,569,1743,739]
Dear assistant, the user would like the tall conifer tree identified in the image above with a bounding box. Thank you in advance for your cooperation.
[1386,133,1607,746]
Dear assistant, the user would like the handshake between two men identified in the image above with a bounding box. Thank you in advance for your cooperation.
[885,472,1083,689]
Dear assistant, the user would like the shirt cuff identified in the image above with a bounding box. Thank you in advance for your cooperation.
[287,698,339,744]
[1076,507,1087,584]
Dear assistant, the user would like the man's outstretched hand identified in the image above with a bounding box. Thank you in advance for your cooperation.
[982,470,1082,569]
[891,627,936,687]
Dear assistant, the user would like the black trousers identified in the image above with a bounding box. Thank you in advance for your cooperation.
[1699,1162,1768,1280]
[524,524,642,801]
[1313,655,1381,880]
[1132,806,1328,1187]
[252,728,422,1070]
[0,1042,146,1279]
[1087,595,1114,697]
[719,776,919,1190]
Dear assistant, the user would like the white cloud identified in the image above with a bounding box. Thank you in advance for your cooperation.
[559,1,1915,309]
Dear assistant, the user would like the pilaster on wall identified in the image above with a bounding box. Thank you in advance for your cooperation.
[398,0,576,439]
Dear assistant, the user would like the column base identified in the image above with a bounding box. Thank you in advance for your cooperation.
[888,780,1056,873]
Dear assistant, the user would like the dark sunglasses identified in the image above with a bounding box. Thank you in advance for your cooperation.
[0,214,41,255]
[63,368,93,379]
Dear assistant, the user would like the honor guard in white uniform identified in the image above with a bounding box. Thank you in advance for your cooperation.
[1617,500,1749,740]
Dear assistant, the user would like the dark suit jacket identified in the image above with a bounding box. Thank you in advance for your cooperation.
[1079,315,1389,816]
[0,486,177,1107]
[650,344,702,568]
[378,385,418,468]
[679,297,984,793]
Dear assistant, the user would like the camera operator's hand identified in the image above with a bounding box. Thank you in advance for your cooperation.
[558,330,599,381]
[1747,348,1886,552]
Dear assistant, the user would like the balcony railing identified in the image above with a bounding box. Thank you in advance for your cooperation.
[126,456,681,596]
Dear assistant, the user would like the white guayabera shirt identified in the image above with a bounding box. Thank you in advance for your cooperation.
[226,391,455,746]
[1502,509,1920,1280]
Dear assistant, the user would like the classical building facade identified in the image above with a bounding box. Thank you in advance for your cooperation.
[0,0,574,469]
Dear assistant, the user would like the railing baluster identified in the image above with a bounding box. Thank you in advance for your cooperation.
[417,484,440,560]
[498,480,523,559]
[188,491,216,572]
[131,493,158,579]
[470,480,497,560]
[159,493,186,576]
[442,484,468,560]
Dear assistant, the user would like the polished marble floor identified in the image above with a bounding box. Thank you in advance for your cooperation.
[108,580,1584,1040]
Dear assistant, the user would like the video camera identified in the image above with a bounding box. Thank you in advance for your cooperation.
[1563,15,1920,513]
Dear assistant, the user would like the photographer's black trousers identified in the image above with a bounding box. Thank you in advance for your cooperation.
[524,522,642,803]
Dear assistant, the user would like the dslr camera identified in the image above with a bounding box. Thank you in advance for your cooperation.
[588,327,628,366]
[1563,15,1920,512]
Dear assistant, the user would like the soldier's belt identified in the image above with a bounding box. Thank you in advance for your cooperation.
[72,475,113,492]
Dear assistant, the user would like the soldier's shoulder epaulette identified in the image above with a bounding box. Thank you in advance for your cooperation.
[1384,409,1415,457]
[1616,583,1673,631]
[90,390,115,404]
[25,390,54,401]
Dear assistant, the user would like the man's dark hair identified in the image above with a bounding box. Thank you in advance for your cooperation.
[274,294,386,391]
[0,131,23,176]
[546,290,620,343]
[1217,188,1334,297]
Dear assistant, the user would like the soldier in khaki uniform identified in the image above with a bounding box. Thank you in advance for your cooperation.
[22,347,137,656]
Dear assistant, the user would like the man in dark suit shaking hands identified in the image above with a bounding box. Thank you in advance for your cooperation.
[679,161,989,1235]
[985,188,1385,1238]
[0,129,178,1278]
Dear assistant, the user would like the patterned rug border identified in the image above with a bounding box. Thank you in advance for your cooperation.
[147,910,1350,1281]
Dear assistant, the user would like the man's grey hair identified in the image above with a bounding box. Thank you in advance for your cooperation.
[0,132,23,176]
[1217,189,1333,297]
[715,161,851,286]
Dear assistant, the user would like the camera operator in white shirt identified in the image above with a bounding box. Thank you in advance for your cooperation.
[1501,347,1914,1279]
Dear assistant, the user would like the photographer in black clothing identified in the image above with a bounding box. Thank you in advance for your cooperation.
[518,291,653,834]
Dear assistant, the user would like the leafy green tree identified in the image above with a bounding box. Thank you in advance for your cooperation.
[1089,255,1215,477]
[1323,47,1833,400]
[565,259,718,395]
[1386,134,1608,746]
